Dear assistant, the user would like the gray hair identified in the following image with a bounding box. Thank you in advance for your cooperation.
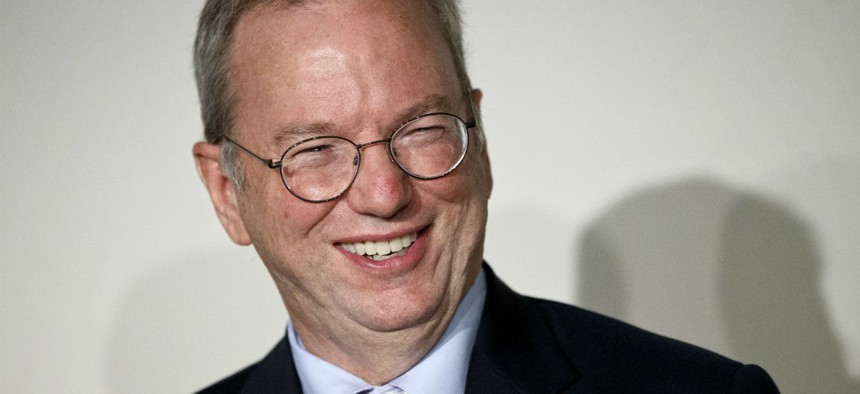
[193,0,481,185]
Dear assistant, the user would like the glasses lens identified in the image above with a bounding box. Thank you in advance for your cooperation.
[391,114,468,179]
[281,137,358,202]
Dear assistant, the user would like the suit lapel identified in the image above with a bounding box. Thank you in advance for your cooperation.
[240,336,304,393]
[465,264,580,393]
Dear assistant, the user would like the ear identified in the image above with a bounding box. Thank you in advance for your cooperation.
[470,88,483,108]
[193,141,252,245]
[470,88,493,198]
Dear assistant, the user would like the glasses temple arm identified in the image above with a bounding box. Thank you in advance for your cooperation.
[222,136,282,168]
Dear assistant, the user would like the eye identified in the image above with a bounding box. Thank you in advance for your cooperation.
[295,143,333,155]
[397,118,452,143]
[414,125,444,133]
[285,138,350,166]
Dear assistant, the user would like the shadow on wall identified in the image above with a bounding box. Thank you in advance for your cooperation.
[105,247,285,393]
[578,176,859,393]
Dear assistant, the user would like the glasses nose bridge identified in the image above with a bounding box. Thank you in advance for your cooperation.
[354,137,395,164]
[354,138,391,151]
[351,136,406,178]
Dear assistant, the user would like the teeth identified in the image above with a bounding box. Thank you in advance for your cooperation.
[376,241,391,255]
[341,232,418,259]
[364,241,377,255]
[370,249,409,261]
[390,237,403,253]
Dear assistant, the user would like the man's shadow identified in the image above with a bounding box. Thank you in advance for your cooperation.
[578,176,858,393]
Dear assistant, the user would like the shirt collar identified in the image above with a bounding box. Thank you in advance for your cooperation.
[288,268,488,394]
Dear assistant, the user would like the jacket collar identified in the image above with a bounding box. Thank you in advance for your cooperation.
[465,263,580,393]
[239,336,303,394]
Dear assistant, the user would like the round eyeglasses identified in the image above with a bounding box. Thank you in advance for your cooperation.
[223,112,477,203]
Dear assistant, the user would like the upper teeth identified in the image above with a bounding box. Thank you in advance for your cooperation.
[341,233,417,258]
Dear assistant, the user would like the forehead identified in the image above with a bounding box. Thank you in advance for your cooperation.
[230,0,454,82]
[227,0,462,141]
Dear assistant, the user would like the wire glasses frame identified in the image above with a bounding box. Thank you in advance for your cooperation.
[221,110,477,203]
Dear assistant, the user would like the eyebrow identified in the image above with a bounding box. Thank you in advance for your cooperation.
[268,94,459,146]
[271,121,336,146]
[392,94,455,125]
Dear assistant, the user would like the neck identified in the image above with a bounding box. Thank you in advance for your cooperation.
[292,306,457,385]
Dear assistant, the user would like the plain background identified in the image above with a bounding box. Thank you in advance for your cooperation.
[2,1,858,392]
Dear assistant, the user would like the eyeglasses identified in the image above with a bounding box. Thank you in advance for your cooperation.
[222,112,477,203]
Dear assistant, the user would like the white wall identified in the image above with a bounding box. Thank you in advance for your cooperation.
[2,1,858,392]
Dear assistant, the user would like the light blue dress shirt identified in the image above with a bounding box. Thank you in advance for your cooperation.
[288,269,488,394]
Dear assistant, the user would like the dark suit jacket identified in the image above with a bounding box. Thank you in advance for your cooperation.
[198,265,779,393]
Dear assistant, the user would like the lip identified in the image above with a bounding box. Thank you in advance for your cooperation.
[334,225,427,244]
[336,226,429,274]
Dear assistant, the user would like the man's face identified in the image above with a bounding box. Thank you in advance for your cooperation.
[218,0,492,342]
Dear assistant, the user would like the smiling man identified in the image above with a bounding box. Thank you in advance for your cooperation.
[192,1,779,393]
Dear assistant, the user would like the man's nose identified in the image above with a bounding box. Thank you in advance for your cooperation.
[344,141,413,218]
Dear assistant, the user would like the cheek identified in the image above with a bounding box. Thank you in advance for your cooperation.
[424,154,491,203]
[268,204,334,247]
[238,169,335,242]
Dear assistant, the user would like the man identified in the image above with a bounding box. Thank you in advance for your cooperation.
[192,0,780,392]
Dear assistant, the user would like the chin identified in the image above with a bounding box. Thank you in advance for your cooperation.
[354,288,445,333]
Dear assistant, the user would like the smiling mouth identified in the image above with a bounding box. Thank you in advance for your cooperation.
[339,232,418,261]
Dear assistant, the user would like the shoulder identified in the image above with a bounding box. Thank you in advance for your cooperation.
[194,364,255,394]
[193,336,303,393]
[476,264,779,392]
[528,296,779,392]
[532,297,734,368]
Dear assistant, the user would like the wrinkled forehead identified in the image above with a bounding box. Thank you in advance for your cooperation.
[235,0,451,57]
[229,0,462,90]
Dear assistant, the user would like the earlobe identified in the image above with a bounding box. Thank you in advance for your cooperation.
[192,142,252,245]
